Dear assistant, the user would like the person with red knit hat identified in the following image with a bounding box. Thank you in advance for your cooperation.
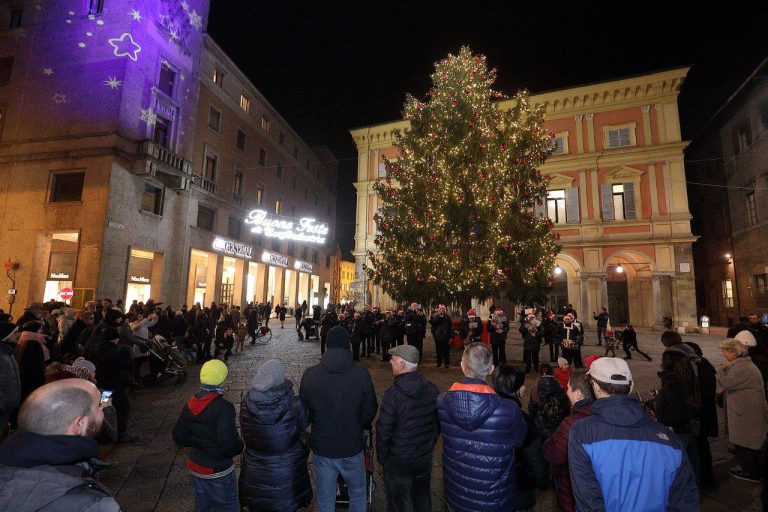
[460,309,483,345]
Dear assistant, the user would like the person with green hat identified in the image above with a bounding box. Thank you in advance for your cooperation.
[173,359,243,511]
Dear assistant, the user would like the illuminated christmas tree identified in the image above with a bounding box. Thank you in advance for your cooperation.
[366,47,561,306]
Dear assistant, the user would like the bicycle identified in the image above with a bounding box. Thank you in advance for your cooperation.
[250,323,272,345]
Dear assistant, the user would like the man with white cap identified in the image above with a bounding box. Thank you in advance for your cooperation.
[568,357,699,511]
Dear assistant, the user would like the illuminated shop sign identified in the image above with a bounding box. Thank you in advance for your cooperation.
[294,261,313,273]
[212,237,253,259]
[49,272,70,280]
[130,275,150,284]
[261,250,288,267]
[245,210,329,244]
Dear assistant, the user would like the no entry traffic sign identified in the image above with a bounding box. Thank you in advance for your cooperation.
[59,288,74,301]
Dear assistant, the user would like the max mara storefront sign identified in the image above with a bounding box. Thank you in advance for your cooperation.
[245,210,329,244]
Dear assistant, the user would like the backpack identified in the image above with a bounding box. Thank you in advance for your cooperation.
[537,395,565,432]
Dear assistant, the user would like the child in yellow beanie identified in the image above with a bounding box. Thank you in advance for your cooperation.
[172,360,243,510]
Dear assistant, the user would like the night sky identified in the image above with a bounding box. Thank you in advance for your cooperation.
[207,0,768,259]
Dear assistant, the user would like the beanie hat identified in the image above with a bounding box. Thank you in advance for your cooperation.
[200,359,228,386]
[72,357,96,374]
[564,313,574,322]
[467,309,476,318]
[0,322,18,342]
[584,355,601,371]
[557,357,568,368]
[104,307,123,326]
[326,326,351,350]
[102,327,120,343]
[251,359,285,392]
[735,330,757,347]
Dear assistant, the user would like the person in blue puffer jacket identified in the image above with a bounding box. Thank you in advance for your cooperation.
[239,359,312,511]
[437,342,527,512]
[569,357,699,512]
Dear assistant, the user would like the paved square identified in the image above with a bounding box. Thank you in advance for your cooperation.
[98,324,762,511]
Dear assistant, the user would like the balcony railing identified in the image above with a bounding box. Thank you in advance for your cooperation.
[137,140,193,175]
[201,177,217,194]
[232,193,243,206]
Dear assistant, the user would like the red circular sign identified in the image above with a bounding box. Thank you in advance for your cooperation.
[59,288,74,300]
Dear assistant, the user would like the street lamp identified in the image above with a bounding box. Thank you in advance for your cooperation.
[615,263,624,274]
[553,265,563,276]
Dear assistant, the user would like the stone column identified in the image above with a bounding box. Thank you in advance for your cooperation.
[652,275,663,328]
[211,254,224,304]
[237,259,249,308]
[580,276,590,325]
[599,275,608,311]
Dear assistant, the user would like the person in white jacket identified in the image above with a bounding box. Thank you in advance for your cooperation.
[127,312,158,382]
[57,308,77,343]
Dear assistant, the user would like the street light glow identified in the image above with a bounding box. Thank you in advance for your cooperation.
[615,264,624,273]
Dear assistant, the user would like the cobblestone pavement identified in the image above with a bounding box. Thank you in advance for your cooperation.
[98,324,761,511]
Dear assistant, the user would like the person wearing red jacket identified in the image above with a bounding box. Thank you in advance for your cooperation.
[542,369,594,512]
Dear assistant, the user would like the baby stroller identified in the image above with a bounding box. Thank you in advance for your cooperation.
[336,429,375,510]
[135,335,188,385]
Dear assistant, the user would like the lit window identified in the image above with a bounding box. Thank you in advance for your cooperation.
[208,106,221,133]
[607,127,632,148]
[212,68,224,86]
[747,192,758,225]
[233,171,243,195]
[50,172,85,202]
[612,184,628,221]
[236,129,246,151]
[722,279,734,308]
[141,184,164,216]
[274,199,281,215]
[239,94,250,113]
[546,190,566,224]
[261,115,269,131]
[256,185,264,205]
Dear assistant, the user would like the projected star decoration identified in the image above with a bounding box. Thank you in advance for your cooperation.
[105,77,122,89]
[108,33,141,62]
[188,10,202,29]
[42,68,53,75]
[140,107,157,126]
[128,9,142,22]
[52,93,67,104]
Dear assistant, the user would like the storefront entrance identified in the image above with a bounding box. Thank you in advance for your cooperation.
[125,249,157,307]
[44,232,79,304]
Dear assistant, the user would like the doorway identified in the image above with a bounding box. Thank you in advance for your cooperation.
[607,271,630,325]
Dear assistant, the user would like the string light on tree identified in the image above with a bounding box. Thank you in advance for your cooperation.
[365,46,561,305]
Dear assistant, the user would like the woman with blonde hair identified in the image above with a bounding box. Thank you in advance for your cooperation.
[717,337,768,482]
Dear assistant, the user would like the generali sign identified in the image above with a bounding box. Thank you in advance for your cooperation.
[245,210,328,244]
[212,237,253,259]
[261,250,288,267]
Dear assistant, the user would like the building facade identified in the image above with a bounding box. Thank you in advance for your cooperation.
[0,0,337,312]
[338,259,356,304]
[687,59,768,325]
[350,68,697,329]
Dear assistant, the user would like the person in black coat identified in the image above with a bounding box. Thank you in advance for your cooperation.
[319,305,338,355]
[0,322,20,438]
[685,341,718,489]
[239,360,312,512]
[94,327,137,443]
[350,312,369,361]
[403,303,426,357]
[379,310,399,362]
[430,305,454,368]
[376,345,440,512]
[299,327,378,512]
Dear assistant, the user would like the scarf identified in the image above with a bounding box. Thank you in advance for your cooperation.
[200,384,225,395]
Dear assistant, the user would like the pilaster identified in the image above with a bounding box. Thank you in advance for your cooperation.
[585,113,595,153]
[574,115,584,153]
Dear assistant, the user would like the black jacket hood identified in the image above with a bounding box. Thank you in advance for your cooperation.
[394,371,431,399]
[318,348,354,374]
[0,430,99,467]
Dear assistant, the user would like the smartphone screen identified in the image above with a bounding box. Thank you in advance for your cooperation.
[100,390,113,403]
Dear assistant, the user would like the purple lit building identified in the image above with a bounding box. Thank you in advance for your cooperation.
[0,1,338,311]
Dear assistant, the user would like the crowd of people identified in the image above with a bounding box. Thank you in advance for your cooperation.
[1,296,768,511]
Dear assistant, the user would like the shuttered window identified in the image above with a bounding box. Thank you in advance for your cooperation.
[607,128,632,148]
[603,183,637,221]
